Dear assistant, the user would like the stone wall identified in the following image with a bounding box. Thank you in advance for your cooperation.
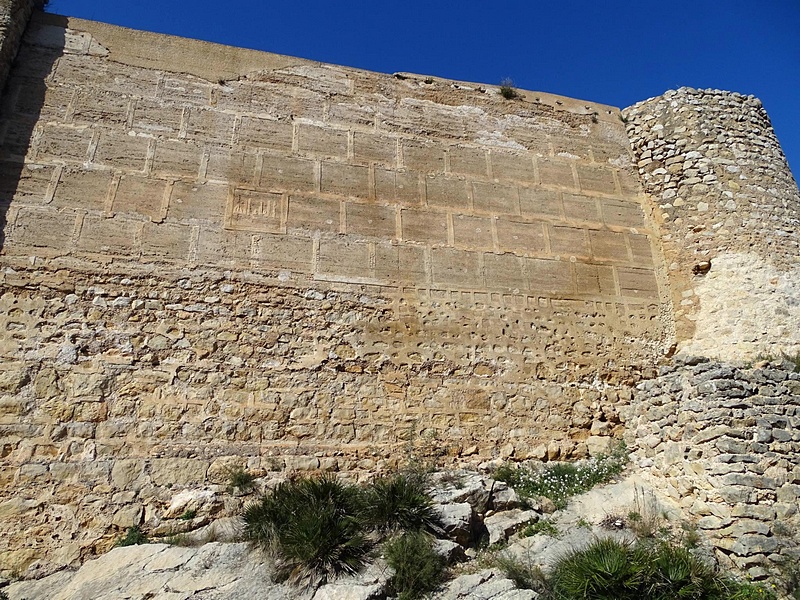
[0,13,668,574]
[624,357,800,576]
[0,0,43,98]
[624,89,800,361]
[1,5,799,583]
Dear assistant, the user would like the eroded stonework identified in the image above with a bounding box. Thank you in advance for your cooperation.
[0,3,798,579]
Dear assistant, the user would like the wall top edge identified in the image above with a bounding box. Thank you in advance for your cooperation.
[37,11,622,122]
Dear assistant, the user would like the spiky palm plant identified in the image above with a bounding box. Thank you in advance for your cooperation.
[242,475,371,588]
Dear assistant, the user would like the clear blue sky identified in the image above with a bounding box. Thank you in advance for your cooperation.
[45,0,800,180]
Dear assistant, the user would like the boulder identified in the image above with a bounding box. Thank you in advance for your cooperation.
[484,509,538,546]
[434,502,474,546]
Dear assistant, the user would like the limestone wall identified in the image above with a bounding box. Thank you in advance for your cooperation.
[0,13,670,573]
[624,89,800,361]
[2,5,799,582]
[624,358,800,575]
[0,0,43,98]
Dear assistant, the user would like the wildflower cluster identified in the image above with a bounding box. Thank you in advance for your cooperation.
[494,443,628,509]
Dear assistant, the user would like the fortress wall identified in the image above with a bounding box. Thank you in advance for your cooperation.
[624,358,800,573]
[624,89,800,361]
[0,14,672,572]
[0,0,42,97]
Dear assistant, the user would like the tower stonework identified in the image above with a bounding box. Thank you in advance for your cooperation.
[624,89,800,361]
[0,7,798,578]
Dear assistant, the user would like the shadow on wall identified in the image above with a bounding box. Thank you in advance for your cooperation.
[0,11,65,252]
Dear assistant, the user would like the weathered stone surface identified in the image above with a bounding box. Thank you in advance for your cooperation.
[431,569,538,600]
[731,535,779,556]
[484,509,539,546]
[626,361,800,570]
[8,543,286,600]
[435,503,474,546]
[0,0,798,582]
[624,88,800,361]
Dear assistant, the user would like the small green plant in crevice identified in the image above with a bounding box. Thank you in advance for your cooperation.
[164,532,192,546]
[520,518,560,538]
[494,443,628,510]
[626,486,668,540]
[227,467,255,492]
[490,551,547,593]
[727,581,779,600]
[384,530,446,600]
[677,520,701,548]
[116,526,149,547]
[179,509,197,521]
[499,78,518,100]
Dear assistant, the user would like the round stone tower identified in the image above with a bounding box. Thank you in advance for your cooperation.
[624,88,800,362]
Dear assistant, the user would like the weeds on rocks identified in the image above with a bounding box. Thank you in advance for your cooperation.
[520,518,560,538]
[115,526,149,547]
[384,531,446,600]
[499,78,519,100]
[242,475,370,587]
[227,467,255,493]
[546,537,776,600]
[362,472,439,534]
[490,551,547,593]
[242,471,442,591]
[494,443,628,509]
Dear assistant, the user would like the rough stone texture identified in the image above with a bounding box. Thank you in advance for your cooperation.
[0,12,664,574]
[8,543,538,600]
[0,5,798,584]
[432,569,538,600]
[624,88,800,361]
[0,0,44,98]
[624,357,800,570]
[7,542,344,600]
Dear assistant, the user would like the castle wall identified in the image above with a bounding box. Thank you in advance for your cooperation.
[0,0,43,98]
[624,358,800,574]
[2,6,799,581]
[624,89,800,361]
[0,13,671,573]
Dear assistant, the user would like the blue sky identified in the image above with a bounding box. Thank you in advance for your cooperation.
[45,0,800,180]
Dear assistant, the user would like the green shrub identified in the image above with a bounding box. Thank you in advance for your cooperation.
[726,580,778,600]
[242,475,371,587]
[227,467,255,492]
[499,78,518,100]
[549,537,648,600]
[546,537,765,600]
[648,542,724,599]
[495,444,628,509]
[385,531,445,600]
[0,589,8,600]
[490,551,546,592]
[116,526,149,547]
[363,472,439,533]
